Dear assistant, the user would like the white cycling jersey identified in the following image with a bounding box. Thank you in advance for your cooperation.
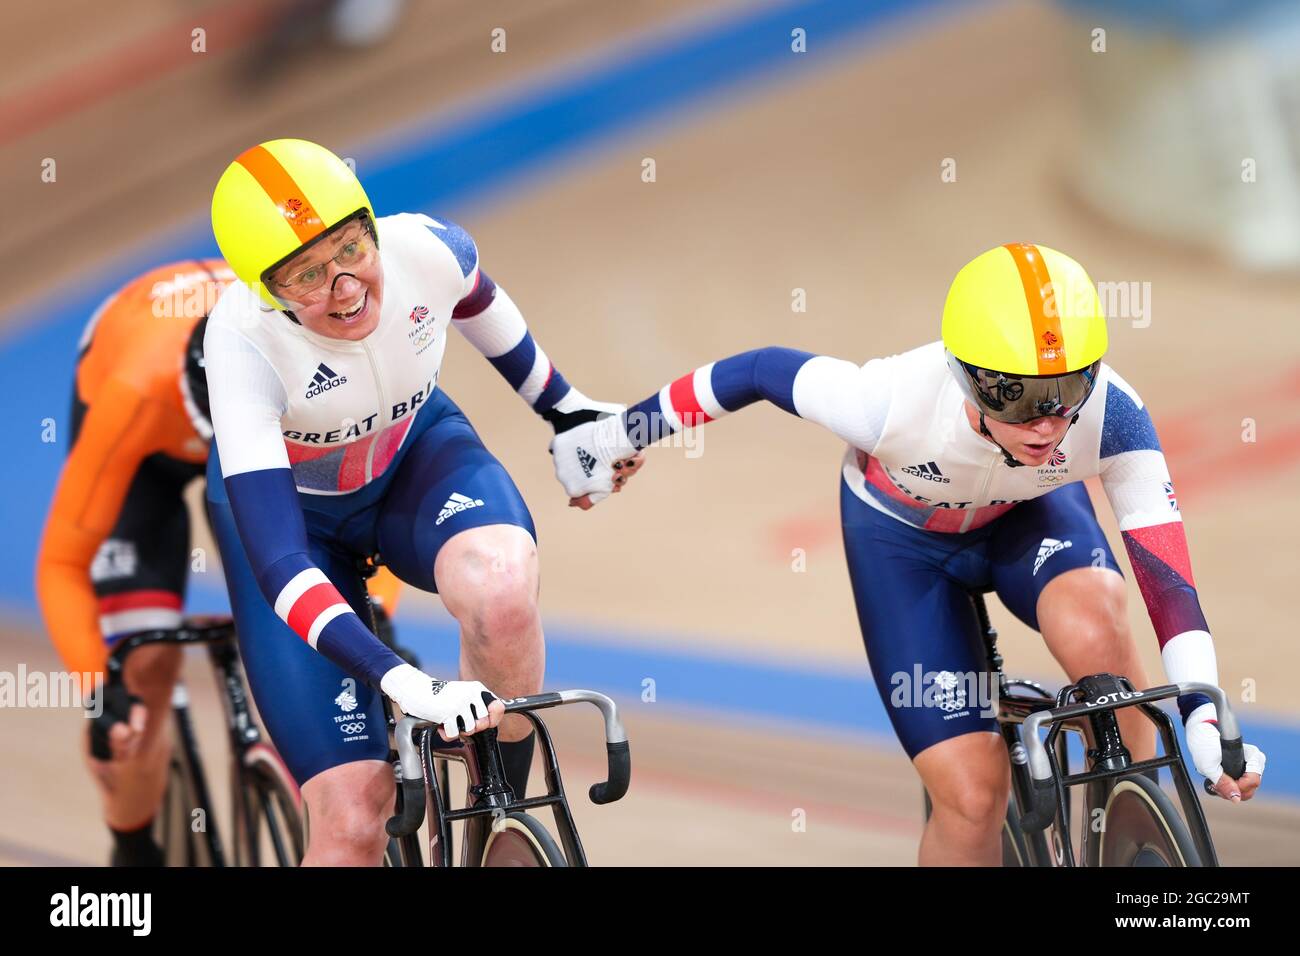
[206,212,482,494]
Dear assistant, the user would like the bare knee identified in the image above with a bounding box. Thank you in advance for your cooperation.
[1042,569,1131,662]
[932,777,1008,831]
[438,528,540,646]
[302,762,393,865]
[918,734,1009,827]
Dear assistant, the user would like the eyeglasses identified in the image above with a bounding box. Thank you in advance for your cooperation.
[271,227,376,299]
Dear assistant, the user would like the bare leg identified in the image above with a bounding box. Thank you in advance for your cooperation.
[434,524,544,743]
[914,731,1010,866]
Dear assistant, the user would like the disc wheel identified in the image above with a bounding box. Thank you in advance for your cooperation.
[1098,774,1201,867]
[480,812,567,867]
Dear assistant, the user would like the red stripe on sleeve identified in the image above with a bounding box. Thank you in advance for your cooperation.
[1125,522,1196,588]
[286,582,347,640]
[668,372,713,426]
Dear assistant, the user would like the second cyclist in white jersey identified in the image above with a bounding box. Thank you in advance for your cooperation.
[553,243,1265,865]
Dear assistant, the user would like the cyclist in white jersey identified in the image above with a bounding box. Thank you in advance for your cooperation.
[203,139,639,865]
[553,243,1266,865]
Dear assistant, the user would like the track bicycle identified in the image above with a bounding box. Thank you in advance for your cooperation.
[922,592,1246,866]
[99,617,304,867]
[341,556,632,867]
[382,694,630,866]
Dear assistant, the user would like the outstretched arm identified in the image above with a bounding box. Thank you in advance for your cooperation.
[552,347,890,503]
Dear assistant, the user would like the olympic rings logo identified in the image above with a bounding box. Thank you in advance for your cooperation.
[338,721,367,734]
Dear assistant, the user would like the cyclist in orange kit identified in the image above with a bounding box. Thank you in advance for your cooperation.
[35,259,401,866]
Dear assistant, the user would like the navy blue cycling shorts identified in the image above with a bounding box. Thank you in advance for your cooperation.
[206,389,535,786]
[840,479,1122,760]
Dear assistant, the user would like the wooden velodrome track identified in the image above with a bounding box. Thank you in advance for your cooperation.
[1,0,1297,865]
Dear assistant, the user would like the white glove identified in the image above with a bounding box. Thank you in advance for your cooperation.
[1184,702,1266,785]
[380,663,496,740]
[549,411,638,505]
[549,386,624,421]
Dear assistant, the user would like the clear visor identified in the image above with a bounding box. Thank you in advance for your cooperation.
[949,354,1101,424]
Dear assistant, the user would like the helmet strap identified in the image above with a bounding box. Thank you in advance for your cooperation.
[980,411,1083,469]
[979,412,1025,469]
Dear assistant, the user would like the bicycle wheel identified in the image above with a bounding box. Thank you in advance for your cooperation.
[155,756,211,867]
[234,744,305,866]
[1000,801,1031,866]
[1098,774,1201,867]
[480,812,567,867]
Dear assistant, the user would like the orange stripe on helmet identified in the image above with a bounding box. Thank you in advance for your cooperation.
[1003,242,1068,374]
[235,144,325,246]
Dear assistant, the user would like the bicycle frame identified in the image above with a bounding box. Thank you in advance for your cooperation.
[1019,680,1230,866]
[970,593,1226,867]
[106,621,286,867]
[386,691,630,867]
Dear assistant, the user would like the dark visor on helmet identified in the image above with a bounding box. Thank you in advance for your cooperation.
[950,355,1101,424]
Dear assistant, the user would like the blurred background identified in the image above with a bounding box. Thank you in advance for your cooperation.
[2,0,1299,865]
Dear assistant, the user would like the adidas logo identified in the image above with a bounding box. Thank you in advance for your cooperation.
[576,446,597,478]
[305,363,347,399]
[435,492,485,526]
[1033,537,1072,576]
[901,461,950,483]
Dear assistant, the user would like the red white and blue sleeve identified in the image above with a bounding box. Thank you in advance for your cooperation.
[424,218,586,419]
[205,322,405,686]
[1097,370,1219,720]
[615,348,891,450]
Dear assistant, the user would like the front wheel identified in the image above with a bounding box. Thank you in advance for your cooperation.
[233,744,305,866]
[480,813,567,867]
[1098,774,1201,867]
[156,756,211,867]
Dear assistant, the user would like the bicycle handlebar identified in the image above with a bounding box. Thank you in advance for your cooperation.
[88,619,237,761]
[103,618,237,683]
[384,689,631,837]
[1019,682,1245,832]
[503,690,631,804]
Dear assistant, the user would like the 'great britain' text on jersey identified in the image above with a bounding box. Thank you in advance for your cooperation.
[283,378,436,445]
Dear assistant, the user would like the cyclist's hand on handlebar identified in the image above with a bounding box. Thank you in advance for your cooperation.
[1185,703,1266,801]
[380,663,505,741]
[1208,744,1265,802]
[87,684,148,761]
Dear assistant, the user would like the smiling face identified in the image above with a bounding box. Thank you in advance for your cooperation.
[963,401,1072,466]
[266,218,384,341]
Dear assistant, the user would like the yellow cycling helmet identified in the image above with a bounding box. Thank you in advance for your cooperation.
[943,243,1107,424]
[211,138,375,308]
